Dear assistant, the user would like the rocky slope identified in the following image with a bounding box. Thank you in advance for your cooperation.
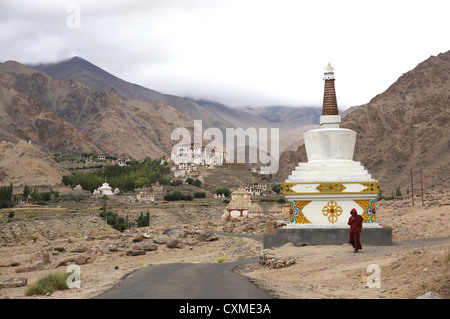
[276,50,450,193]
[0,75,100,154]
[30,57,238,130]
[0,61,193,159]
[0,142,67,186]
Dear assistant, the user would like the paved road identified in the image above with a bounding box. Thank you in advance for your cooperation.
[94,236,450,299]
[94,258,272,299]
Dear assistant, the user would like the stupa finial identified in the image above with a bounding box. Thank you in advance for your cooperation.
[322,63,338,116]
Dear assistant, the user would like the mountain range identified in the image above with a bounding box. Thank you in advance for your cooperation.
[0,57,321,157]
[31,56,322,133]
[0,51,449,193]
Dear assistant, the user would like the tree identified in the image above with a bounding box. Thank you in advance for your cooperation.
[23,186,31,199]
[272,184,281,194]
[30,187,42,203]
[136,212,150,227]
[215,187,230,197]
[0,184,14,208]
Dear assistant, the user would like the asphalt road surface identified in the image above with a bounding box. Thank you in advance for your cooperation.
[94,258,272,299]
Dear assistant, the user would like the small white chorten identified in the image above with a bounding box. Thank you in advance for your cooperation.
[96,180,114,196]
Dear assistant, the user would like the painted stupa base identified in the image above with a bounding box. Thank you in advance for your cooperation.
[263,223,392,248]
[266,184,393,247]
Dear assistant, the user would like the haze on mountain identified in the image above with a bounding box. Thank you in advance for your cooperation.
[30,57,322,134]
[29,56,322,154]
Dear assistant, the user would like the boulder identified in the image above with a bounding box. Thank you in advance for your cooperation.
[195,232,219,242]
[142,244,158,251]
[132,234,144,242]
[187,240,201,246]
[30,252,49,265]
[70,247,87,253]
[15,264,38,273]
[1,277,28,288]
[108,245,118,252]
[153,236,169,244]
[126,250,146,256]
[73,255,89,265]
[49,260,67,269]
[166,239,181,248]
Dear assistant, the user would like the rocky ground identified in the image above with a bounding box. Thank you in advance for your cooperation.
[0,191,448,299]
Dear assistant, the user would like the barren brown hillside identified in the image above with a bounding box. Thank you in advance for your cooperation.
[0,62,193,159]
[0,142,67,187]
[0,75,100,154]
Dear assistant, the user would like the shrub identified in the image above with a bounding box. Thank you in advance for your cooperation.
[192,179,202,187]
[164,190,183,201]
[164,190,193,201]
[193,192,206,198]
[215,187,230,197]
[25,272,70,296]
[100,210,128,232]
[272,184,281,194]
[217,255,228,263]
[158,178,169,185]
[169,179,183,186]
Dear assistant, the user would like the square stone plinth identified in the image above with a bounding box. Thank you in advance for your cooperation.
[263,224,392,248]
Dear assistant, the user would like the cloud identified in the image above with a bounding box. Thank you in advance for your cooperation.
[1,0,449,108]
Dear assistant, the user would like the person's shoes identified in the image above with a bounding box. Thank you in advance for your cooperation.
[353,249,359,253]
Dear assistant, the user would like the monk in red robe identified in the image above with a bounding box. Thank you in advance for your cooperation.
[348,208,363,252]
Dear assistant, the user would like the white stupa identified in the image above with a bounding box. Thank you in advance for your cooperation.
[94,180,115,196]
[281,63,380,227]
[264,64,391,247]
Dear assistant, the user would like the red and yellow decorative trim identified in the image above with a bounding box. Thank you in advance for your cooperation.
[289,200,311,224]
[316,183,346,193]
[281,182,380,194]
[354,199,377,223]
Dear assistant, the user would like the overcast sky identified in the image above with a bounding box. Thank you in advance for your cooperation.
[0,0,449,109]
